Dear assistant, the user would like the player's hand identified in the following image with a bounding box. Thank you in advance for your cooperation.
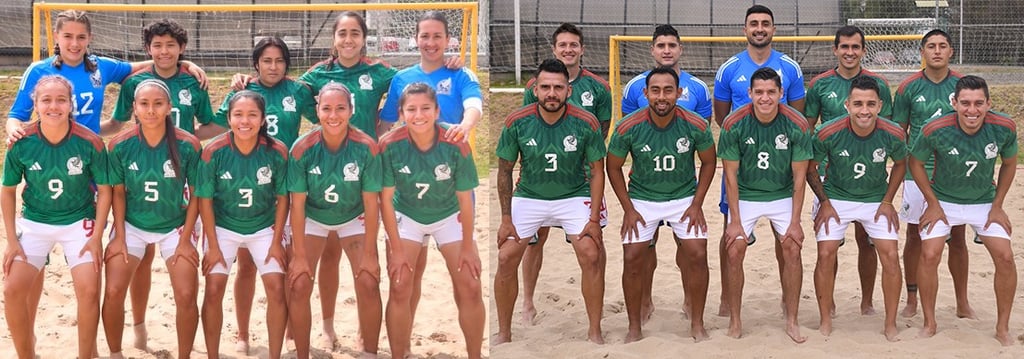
[985,206,1012,235]
[287,256,313,289]
[3,243,27,277]
[444,55,465,69]
[355,253,381,283]
[103,238,130,265]
[724,220,746,250]
[266,242,288,269]
[201,246,227,276]
[497,218,520,249]
[918,204,948,235]
[680,204,707,237]
[579,220,604,250]
[6,126,26,145]
[813,200,841,236]
[230,73,254,91]
[874,202,900,233]
[782,222,805,249]
[170,242,200,268]
[457,245,481,280]
[620,207,646,242]
[82,237,104,273]
[444,122,472,143]
[181,61,208,89]
[387,250,413,285]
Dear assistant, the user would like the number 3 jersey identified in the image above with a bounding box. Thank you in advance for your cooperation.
[2,122,110,225]
[495,104,607,200]
[379,125,478,225]
[195,134,288,234]
[288,127,382,226]
[108,126,202,233]
[607,107,714,201]
[718,104,812,202]
[813,116,907,203]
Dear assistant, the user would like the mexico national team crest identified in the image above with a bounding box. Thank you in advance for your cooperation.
[163,159,176,178]
[256,166,273,185]
[67,156,83,175]
[563,135,578,152]
[581,91,594,106]
[179,89,192,106]
[437,78,453,95]
[343,162,360,181]
[283,96,296,112]
[774,134,789,150]
[359,74,373,90]
[680,87,690,102]
[985,142,999,159]
[434,163,452,181]
[676,137,691,153]
[90,68,102,88]
[872,148,886,163]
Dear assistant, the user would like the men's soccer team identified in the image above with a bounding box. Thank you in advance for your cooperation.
[495,4,1018,347]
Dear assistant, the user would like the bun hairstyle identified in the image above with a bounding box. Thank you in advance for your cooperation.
[52,10,98,72]
[134,79,182,179]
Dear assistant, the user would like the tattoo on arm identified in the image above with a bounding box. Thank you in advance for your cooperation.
[806,163,828,201]
[498,158,515,216]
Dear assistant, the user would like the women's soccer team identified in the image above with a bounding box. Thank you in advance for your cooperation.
[1,9,482,359]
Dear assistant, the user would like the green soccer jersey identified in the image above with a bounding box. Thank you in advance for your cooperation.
[107,126,202,233]
[2,123,109,225]
[805,68,893,124]
[910,112,1018,204]
[288,127,382,225]
[893,70,962,180]
[495,104,607,200]
[607,107,714,201]
[112,67,215,134]
[813,116,908,202]
[718,104,812,202]
[215,79,317,147]
[195,134,289,234]
[523,68,612,123]
[380,125,478,224]
[300,58,398,138]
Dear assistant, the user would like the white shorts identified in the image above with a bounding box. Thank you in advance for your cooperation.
[899,180,925,224]
[512,197,593,238]
[396,211,463,247]
[15,218,97,270]
[206,226,285,275]
[920,201,1010,240]
[120,222,199,260]
[623,197,706,244]
[539,198,608,228]
[306,216,365,238]
[737,198,793,241]
[813,199,899,241]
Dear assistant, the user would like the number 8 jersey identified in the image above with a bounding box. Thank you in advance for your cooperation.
[718,104,812,202]
[195,134,288,234]
[2,122,110,225]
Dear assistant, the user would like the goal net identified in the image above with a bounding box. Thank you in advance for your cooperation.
[608,34,923,121]
[30,1,480,73]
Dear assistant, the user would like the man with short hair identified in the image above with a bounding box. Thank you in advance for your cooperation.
[494,59,607,345]
[804,25,894,315]
[807,75,906,341]
[518,23,612,325]
[607,66,716,343]
[622,24,712,119]
[892,29,973,319]
[719,67,811,343]
[713,4,806,317]
[910,75,1016,346]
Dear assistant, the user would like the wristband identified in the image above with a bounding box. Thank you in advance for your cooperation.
[588,217,600,224]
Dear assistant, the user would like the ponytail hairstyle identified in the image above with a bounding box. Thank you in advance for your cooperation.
[227,90,278,151]
[318,81,354,107]
[134,79,181,180]
[31,75,75,123]
[327,11,368,70]
[52,10,98,72]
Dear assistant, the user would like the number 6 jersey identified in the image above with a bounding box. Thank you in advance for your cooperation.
[287,127,382,225]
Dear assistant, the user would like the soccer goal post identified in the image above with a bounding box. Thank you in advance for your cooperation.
[31,1,479,72]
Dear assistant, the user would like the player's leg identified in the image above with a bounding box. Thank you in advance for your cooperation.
[622,240,650,342]
[766,199,806,344]
[569,232,606,344]
[900,180,923,317]
[64,222,103,359]
[676,234,709,342]
[436,228,484,359]
[164,239,200,359]
[520,226,549,325]
[872,237,902,342]
[233,247,258,352]
[814,238,842,336]
[340,229,383,356]
[409,244,428,332]
[946,224,976,318]
[128,243,156,350]
[385,238,424,358]
[288,233,327,359]
[644,229,659,322]
[917,228,950,338]
[101,234,144,357]
[3,227,51,359]
[494,197,545,344]
[979,234,1016,346]
[853,222,877,315]
[202,227,243,357]
[317,231,343,346]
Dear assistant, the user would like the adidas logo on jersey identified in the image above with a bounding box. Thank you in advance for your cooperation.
[128,162,139,171]
[220,171,233,180]
[526,138,537,146]
[745,137,756,145]
[309,166,322,175]
[399,166,412,174]
[915,95,927,103]
[640,145,652,152]
[827,92,838,99]
[737,75,747,82]
[839,150,850,157]
[29,162,41,171]
[948,148,960,155]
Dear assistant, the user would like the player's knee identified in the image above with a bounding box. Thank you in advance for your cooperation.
[262,276,287,305]
[816,245,838,263]
[575,245,602,271]
[354,272,380,294]
[204,277,229,299]
[726,243,746,261]
[388,278,414,303]
[622,247,646,268]
[920,247,943,265]
[171,284,198,308]
[990,249,1016,271]
[453,276,482,301]
[497,248,524,272]
[76,283,102,305]
[290,277,315,299]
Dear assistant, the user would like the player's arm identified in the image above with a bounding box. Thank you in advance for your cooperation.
[105,185,129,264]
[722,158,744,246]
[455,189,480,279]
[288,191,311,285]
[197,196,224,275]
[805,159,827,202]
[908,146,946,234]
[380,186,410,284]
[496,158,518,248]
[606,152,641,240]
[172,185,201,267]
[989,154,1017,234]
[358,190,382,282]
[786,160,808,245]
[1,185,20,272]
[713,100,731,127]
[787,98,806,114]
[88,184,113,272]
[580,158,605,246]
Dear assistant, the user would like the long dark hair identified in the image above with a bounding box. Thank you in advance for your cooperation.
[227,90,278,151]
[135,79,181,179]
[52,10,98,72]
[252,36,291,74]
[327,11,368,70]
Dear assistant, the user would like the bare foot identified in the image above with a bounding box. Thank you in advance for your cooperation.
[727,323,742,339]
[492,333,512,346]
[956,305,977,319]
[234,338,250,354]
[680,302,690,321]
[786,324,808,344]
[918,325,937,338]
[285,338,296,352]
[900,302,917,318]
[359,352,379,359]
[691,326,709,343]
[521,305,538,326]
[587,330,605,345]
[861,303,877,316]
[641,302,655,324]
[716,302,730,317]
[133,323,149,351]
[819,320,833,336]
[109,352,125,359]
[624,331,643,343]
[884,326,900,342]
[318,333,338,351]
[995,331,1013,346]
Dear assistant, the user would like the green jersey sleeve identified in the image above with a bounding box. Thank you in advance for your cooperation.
[213,91,234,128]
[1,143,24,186]
[286,152,308,194]
[381,147,396,188]
[111,77,139,122]
[495,120,521,162]
[791,127,812,162]
[455,150,479,192]
[584,127,606,163]
[718,124,740,161]
[194,88,215,125]
[606,125,631,159]
[363,150,383,193]
[804,85,822,122]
